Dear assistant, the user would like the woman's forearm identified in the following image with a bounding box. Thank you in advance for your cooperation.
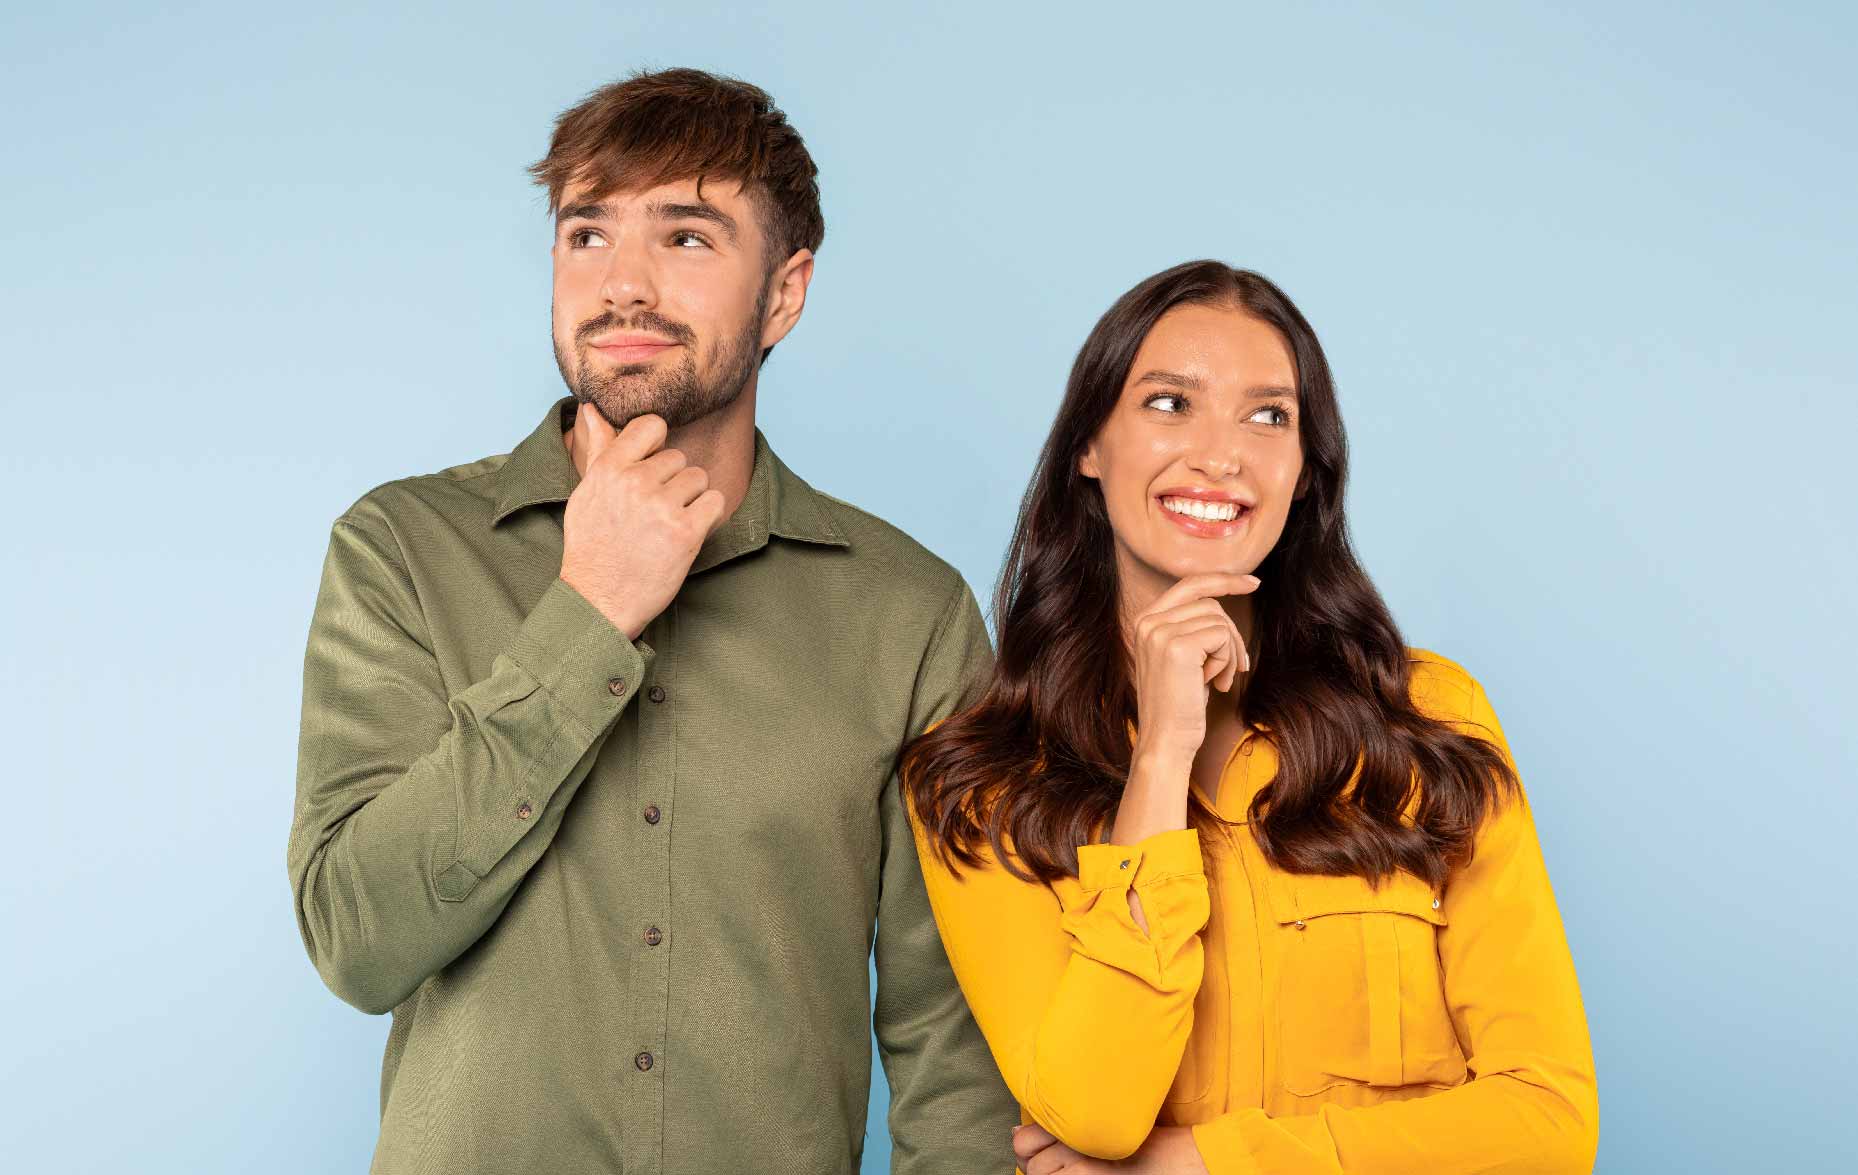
[1112,749,1193,931]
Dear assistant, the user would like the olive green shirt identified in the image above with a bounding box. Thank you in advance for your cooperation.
[289,395,1016,1174]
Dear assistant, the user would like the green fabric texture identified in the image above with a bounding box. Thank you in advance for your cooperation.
[288,395,1017,1174]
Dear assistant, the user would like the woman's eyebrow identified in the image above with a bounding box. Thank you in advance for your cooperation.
[1134,369,1202,390]
[1134,369,1298,399]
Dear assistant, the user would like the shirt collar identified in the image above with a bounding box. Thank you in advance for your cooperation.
[491,396,849,571]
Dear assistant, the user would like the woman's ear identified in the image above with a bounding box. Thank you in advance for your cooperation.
[1078,443,1101,480]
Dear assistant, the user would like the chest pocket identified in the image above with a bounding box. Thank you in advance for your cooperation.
[1266,869,1467,1097]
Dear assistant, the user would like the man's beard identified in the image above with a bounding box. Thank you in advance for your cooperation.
[554,291,766,431]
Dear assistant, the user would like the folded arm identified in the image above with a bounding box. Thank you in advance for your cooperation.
[1189,680,1599,1174]
[913,809,1212,1161]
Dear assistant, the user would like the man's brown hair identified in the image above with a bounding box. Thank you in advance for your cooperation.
[529,68,825,268]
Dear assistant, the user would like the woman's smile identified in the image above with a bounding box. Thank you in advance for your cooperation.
[1156,488,1254,537]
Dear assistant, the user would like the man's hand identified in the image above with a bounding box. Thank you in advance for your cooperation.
[1012,1123,1210,1174]
[559,402,729,640]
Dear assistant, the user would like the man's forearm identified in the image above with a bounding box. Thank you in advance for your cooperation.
[289,524,646,1013]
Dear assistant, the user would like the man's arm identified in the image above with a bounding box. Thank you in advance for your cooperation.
[286,513,647,1014]
[873,576,1020,1173]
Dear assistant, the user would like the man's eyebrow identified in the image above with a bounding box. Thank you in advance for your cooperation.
[1133,369,1298,398]
[556,201,613,224]
[646,199,739,243]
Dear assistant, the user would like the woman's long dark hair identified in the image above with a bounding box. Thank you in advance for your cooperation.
[901,260,1517,888]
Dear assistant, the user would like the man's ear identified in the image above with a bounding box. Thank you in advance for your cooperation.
[760,248,814,352]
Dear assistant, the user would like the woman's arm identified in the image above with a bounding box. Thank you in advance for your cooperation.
[1187,679,1599,1174]
[910,807,1213,1161]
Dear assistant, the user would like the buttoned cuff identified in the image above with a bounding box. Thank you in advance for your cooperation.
[1058,828,1210,992]
[507,577,652,737]
[1075,827,1205,891]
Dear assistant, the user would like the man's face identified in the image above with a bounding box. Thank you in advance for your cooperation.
[550,176,778,430]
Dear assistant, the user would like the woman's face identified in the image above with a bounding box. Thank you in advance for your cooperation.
[1079,302,1305,604]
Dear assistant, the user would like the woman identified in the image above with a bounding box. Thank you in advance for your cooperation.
[901,261,1598,1174]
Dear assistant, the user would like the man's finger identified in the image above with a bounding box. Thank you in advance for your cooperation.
[607,411,669,465]
[689,488,728,537]
[572,401,614,470]
[1012,1124,1056,1161]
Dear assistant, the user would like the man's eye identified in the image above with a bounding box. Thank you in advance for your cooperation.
[567,229,607,248]
[1145,393,1186,413]
[670,231,709,248]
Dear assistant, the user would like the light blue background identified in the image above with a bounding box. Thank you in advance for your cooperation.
[3,2,1852,1171]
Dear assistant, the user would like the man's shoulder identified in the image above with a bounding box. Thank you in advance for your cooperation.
[802,483,974,613]
[328,450,513,549]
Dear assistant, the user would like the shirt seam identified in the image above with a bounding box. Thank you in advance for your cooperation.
[332,516,439,662]
[908,574,972,721]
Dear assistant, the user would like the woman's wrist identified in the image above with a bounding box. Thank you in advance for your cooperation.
[1113,749,1193,844]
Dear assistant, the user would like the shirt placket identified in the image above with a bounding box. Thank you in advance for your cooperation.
[1227,743,1268,1112]
[625,602,677,1175]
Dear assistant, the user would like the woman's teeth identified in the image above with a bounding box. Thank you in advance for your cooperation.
[1161,496,1243,522]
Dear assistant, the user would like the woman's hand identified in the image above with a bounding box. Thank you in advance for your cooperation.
[1112,573,1259,866]
[1012,1124,1210,1174]
[1127,572,1258,767]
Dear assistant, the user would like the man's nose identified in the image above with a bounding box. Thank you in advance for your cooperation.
[598,239,658,311]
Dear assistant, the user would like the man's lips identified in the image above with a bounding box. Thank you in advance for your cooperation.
[588,335,679,363]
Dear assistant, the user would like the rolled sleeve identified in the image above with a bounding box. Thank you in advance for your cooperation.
[1060,828,1210,993]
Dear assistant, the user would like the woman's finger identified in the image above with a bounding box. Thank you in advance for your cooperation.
[1148,618,1236,683]
[1139,571,1260,620]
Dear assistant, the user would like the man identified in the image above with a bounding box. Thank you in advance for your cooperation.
[288,68,1016,1173]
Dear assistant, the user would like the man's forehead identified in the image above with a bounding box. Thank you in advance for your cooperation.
[558,174,752,216]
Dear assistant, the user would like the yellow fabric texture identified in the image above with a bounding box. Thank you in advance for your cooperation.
[912,650,1598,1174]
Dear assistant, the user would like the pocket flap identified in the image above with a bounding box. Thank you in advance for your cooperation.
[1264,868,1446,926]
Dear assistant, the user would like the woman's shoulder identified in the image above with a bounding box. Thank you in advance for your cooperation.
[1402,646,1487,723]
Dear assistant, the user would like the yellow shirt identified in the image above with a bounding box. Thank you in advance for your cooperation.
[912,650,1599,1174]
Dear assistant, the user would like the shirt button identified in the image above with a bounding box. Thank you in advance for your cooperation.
[644,926,663,947]
[634,1051,654,1072]
[643,804,662,825]
[515,802,532,820]
[607,677,627,696]
[1293,919,1307,930]
[647,685,666,703]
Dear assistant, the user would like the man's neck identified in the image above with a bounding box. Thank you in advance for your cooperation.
[563,383,761,522]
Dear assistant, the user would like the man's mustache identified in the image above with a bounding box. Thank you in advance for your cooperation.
[575,311,696,347]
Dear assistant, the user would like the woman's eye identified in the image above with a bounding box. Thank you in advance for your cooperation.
[1250,404,1292,426]
[1145,393,1187,414]
[567,229,607,248]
